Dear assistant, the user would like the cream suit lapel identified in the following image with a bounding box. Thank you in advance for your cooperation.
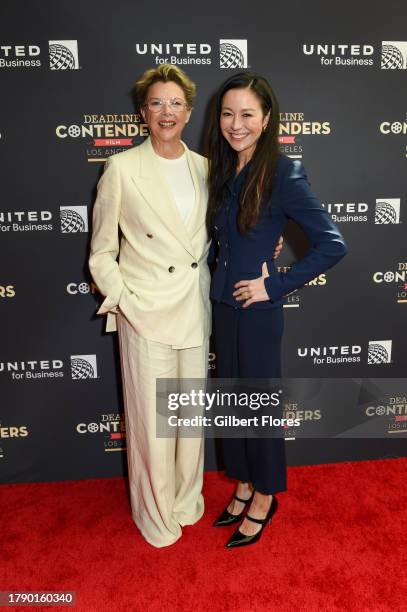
[132,137,196,258]
[183,145,207,240]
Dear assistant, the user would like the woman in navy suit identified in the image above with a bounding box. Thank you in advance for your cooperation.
[207,72,347,548]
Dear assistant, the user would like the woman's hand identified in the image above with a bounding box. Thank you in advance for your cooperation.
[274,235,283,259]
[233,262,270,308]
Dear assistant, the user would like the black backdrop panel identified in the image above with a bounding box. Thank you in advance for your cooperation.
[1,0,406,483]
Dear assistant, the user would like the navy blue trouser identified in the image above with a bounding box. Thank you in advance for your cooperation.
[212,301,287,494]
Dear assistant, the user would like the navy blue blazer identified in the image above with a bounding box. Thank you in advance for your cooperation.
[209,154,347,309]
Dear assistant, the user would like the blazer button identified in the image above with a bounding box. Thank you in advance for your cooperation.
[168,266,175,273]
[191,262,198,269]
[147,233,153,238]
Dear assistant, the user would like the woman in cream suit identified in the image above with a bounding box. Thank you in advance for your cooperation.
[89,65,211,548]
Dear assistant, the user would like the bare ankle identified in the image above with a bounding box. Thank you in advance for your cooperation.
[236,481,252,494]
[252,492,272,511]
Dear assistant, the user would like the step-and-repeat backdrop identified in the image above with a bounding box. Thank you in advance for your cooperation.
[1,0,406,483]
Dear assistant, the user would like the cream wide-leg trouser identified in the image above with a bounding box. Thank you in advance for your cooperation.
[117,312,208,548]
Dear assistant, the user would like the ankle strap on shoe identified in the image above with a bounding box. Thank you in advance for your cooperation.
[246,514,268,525]
[233,494,252,504]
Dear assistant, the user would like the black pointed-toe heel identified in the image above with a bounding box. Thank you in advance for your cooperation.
[225,495,278,548]
[213,492,254,527]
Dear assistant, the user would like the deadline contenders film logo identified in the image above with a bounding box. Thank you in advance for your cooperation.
[0,421,29,461]
[282,399,322,441]
[56,113,148,162]
[297,341,393,365]
[0,354,98,381]
[322,197,402,224]
[278,112,331,159]
[66,281,97,296]
[76,412,126,453]
[276,267,327,309]
[0,41,79,69]
[0,285,15,298]
[373,261,407,304]
[302,41,407,69]
[365,393,407,436]
[379,113,407,159]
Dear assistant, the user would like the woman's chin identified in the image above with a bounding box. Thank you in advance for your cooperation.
[228,140,247,152]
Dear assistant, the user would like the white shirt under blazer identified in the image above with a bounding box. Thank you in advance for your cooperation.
[89,136,211,349]
[157,151,195,224]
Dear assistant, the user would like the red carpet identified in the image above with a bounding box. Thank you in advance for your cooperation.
[1,458,406,611]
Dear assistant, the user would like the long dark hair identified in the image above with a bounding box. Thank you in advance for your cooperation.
[206,72,280,235]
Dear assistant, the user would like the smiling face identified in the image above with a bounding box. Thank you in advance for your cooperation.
[141,80,191,149]
[220,87,270,164]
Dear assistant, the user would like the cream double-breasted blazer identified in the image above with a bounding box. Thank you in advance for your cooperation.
[89,137,211,348]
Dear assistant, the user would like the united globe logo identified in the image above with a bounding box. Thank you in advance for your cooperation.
[220,44,243,68]
[49,40,79,70]
[220,40,248,69]
[70,354,98,380]
[61,209,85,232]
[49,44,75,69]
[375,199,401,224]
[381,42,407,69]
[60,206,88,233]
[367,341,392,364]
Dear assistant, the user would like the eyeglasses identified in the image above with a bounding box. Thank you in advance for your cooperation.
[144,97,189,113]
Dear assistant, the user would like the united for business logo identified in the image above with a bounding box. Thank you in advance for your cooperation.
[375,199,401,224]
[302,41,407,69]
[0,41,79,69]
[1,354,99,381]
[134,42,211,66]
[297,341,393,365]
[49,40,79,70]
[323,197,402,224]
[0,209,53,233]
[381,42,407,69]
[0,206,89,234]
[367,341,392,364]
[70,354,98,379]
[0,44,41,68]
[219,40,248,69]
[60,206,88,233]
